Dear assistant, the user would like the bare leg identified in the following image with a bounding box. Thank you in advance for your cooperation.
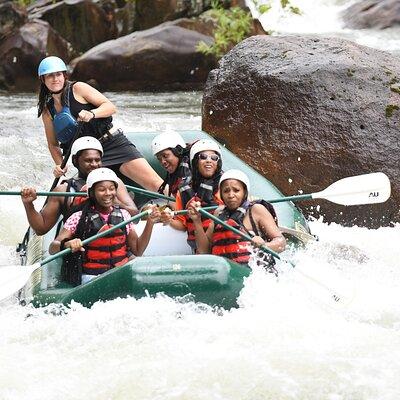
[120,158,163,192]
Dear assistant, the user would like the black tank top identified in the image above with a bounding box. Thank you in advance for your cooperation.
[68,82,113,139]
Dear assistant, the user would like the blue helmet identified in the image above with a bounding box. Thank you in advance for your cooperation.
[38,56,67,77]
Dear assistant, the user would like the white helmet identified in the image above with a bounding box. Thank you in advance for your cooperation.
[219,169,250,192]
[71,136,104,157]
[86,168,119,191]
[189,139,221,164]
[151,131,186,155]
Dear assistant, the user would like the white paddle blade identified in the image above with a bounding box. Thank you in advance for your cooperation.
[0,264,40,303]
[312,172,391,206]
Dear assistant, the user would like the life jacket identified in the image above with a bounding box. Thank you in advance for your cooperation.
[158,152,191,197]
[211,218,253,264]
[185,195,224,250]
[48,82,78,144]
[79,206,128,275]
[61,177,87,222]
[211,200,277,267]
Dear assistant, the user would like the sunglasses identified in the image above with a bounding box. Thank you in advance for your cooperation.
[198,152,220,162]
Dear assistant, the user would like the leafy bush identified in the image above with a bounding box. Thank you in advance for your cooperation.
[197,0,301,59]
[196,0,253,59]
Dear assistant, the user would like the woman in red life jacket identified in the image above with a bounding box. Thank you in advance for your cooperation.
[161,139,224,252]
[188,169,286,267]
[37,56,163,192]
[49,168,160,285]
[151,131,191,199]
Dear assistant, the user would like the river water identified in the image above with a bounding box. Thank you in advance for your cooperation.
[1,0,400,398]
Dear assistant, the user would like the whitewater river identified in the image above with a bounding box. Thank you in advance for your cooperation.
[1,0,400,398]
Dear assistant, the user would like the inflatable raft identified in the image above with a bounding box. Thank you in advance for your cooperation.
[19,130,313,309]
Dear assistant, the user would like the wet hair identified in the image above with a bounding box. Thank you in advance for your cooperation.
[37,72,69,117]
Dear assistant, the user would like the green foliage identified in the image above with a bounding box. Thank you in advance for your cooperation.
[15,0,34,7]
[197,0,302,59]
[196,1,253,59]
[385,104,399,118]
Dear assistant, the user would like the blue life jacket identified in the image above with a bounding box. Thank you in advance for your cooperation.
[48,83,78,144]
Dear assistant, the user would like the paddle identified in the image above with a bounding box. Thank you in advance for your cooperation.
[1,191,86,197]
[0,209,151,303]
[49,121,84,191]
[266,172,391,206]
[198,208,342,302]
[125,185,175,202]
[16,123,86,259]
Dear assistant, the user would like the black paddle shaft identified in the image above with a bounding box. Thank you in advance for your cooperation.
[49,121,85,191]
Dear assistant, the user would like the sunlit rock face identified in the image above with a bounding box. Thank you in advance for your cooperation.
[342,0,400,30]
[70,23,217,91]
[202,35,400,227]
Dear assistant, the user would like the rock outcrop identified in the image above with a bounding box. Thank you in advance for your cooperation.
[135,0,211,31]
[202,35,400,227]
[28,0,119,53]
[0,0,27,40]
[70,23,216,91]
[0,19,73,91]
[342,0,400,30]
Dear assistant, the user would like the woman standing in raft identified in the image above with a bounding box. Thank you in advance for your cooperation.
[188,169,286,267]
[49,168,160,285]
[162,139,224,251]
[37,56,163,191]
[151,131,191,198]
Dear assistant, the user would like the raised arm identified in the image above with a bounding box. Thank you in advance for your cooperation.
[73,82,116,119]
[21,185,65,236]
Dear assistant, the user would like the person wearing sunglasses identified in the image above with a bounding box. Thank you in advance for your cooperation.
[162,139,225,251]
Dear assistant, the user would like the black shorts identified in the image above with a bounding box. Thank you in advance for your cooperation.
[101,130,143,170]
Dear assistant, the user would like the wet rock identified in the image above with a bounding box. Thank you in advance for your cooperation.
[28,0,118,53]
[202,35,400,228]
[70,23,216,91]
[342,0,400,30]
[0,0,27,40]
[0,19,74,91]
[135,0,211,31]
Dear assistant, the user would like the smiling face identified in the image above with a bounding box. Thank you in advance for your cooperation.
[197,150,219,178]
[93,180,117,211]
[220,179,247,210]
[43,71,65,93]
[76,149,102,178]
[156,149,180,174]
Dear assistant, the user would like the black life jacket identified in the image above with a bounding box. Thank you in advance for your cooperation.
[60,177,87,222]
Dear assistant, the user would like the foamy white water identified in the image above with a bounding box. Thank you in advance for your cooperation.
[246,0,400,54]
[1,220,399,400]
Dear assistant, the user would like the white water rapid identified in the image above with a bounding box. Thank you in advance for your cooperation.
[1,0,400,397]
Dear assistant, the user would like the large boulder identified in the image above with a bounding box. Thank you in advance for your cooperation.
[0,19,74,91]
[0,0,27,40]
[70,23,216,91]
[135,0,211,31]
[342,0,400,29]
[28,0,118,53]
[202,35,400,227]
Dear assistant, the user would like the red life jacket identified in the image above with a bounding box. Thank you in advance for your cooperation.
[185,196,223,249]
[211,218,252,264]
[81,206,129,275]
